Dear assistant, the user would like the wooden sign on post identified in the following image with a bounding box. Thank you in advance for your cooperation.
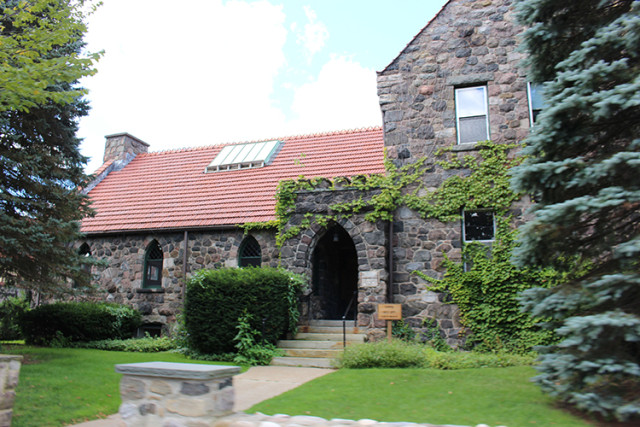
[377,304,402,342]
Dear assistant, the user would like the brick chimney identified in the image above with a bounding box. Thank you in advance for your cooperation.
[103,132,149,164]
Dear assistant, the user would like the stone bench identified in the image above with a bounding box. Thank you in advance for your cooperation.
[116,361,241,426]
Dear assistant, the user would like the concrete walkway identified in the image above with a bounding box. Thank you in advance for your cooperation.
[71,365,334,427]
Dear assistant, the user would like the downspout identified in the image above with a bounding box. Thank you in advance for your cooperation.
[182,230,188,297]
[387,218,394,304]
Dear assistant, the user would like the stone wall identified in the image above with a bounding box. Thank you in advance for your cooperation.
[81,229,278,328]
[279,186,390,340]
[377,0,531,346]
[0,355,22,427]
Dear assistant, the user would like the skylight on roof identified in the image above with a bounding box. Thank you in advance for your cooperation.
[205,140,282,173]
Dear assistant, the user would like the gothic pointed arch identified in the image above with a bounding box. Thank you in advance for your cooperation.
[311,223,358,320]
[143,239,163,288]
[238,235,262,267]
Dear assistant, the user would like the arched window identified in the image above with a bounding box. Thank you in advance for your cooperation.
[238,236,261,267]
[74,243,92,288]
[143,240,163,288]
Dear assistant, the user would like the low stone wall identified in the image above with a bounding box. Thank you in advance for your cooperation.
[116,362,240,426]
[214,412,503,427]
[0,355,22,427]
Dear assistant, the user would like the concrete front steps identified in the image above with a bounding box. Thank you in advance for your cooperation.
[271,320,365,368]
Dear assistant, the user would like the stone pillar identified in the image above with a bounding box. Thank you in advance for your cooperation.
[116,362,240,427]
[0,355,22,427]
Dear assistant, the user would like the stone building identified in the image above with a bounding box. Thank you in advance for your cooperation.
[79,129,385,334]
[80,0,537,344]
[375,0,535,343]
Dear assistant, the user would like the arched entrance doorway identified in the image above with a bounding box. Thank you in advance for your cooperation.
[311,225,358,320]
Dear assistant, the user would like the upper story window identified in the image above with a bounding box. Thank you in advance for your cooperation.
[527,82,546,126]
[455,86,490,144]
[238,236,262,268]
[143,240,163,288]
[463,210,495,242]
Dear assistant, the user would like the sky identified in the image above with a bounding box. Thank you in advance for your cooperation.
[78,0,449,172]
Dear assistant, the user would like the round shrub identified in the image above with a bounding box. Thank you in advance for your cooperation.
[0,296,29,340]
[20,302,141,345]
[185,267,303,354]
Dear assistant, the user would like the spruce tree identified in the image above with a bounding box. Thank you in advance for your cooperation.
[0,0,99,295]
[511,0,640,420]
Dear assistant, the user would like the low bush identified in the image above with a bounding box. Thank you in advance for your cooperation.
[338,340,536,369]
[20,302,141,345]
[75,335,175,352]
[185,267,304,354]
[0,296,29,340]
[339,340,426,369]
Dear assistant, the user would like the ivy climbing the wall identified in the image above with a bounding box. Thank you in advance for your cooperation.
[242,141,570,353]
[415,219,570,353]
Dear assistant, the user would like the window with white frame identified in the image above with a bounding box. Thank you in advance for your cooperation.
[462,210,495,242]
[527,82,546,125]
[455,86,489,144]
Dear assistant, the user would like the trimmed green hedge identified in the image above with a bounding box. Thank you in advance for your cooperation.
[185,267,303,354]
[20,302,141,345]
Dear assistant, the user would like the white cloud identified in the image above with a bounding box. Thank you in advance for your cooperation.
[78,1,382,173]
[79,0,288,171]
[296,6,329,63]
[288,56,382,133]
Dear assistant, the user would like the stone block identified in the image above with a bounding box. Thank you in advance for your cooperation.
[166,398,209,417]
[120,377,146,400]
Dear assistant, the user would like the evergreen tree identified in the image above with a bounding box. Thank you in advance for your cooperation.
[511,0,640,420]
[0,0,100,295]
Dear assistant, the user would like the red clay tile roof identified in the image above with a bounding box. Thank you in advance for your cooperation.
[81,127,385,234]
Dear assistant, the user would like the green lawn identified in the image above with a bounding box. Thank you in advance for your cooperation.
[2,345,239,427]
[250,367,599,427]
[3,345,603,427]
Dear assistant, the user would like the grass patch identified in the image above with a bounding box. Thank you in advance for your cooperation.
[2,345,240,427]
[250,367,597,427]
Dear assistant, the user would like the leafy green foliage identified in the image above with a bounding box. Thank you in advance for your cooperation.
[339,340,426,369]
[273,142,519,246]
[0,295,28,340]
[512,0,640,420]
[0,0,101,294]
[20,302,141,345]
[184,267,304,354]
[0,0,101,112]
[74,335,176,352]
[232,310,282,366]
[417,221,567,353]
[338,340,535,369]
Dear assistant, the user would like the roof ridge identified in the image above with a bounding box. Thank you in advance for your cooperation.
[143,127,384,155]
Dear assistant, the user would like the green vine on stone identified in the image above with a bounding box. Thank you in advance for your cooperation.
[271,141,522,247]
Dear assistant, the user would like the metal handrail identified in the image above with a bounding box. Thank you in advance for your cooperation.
[342,290,358,349]
[301,290,315,325]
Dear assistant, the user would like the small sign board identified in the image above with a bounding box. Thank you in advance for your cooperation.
[377,304,402,320]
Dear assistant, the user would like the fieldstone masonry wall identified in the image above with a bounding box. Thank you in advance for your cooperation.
[280,187,389,340]
[377,0,531,346]
[0,355,21,427]
[81,230,278,328]
[116,362,240,426]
